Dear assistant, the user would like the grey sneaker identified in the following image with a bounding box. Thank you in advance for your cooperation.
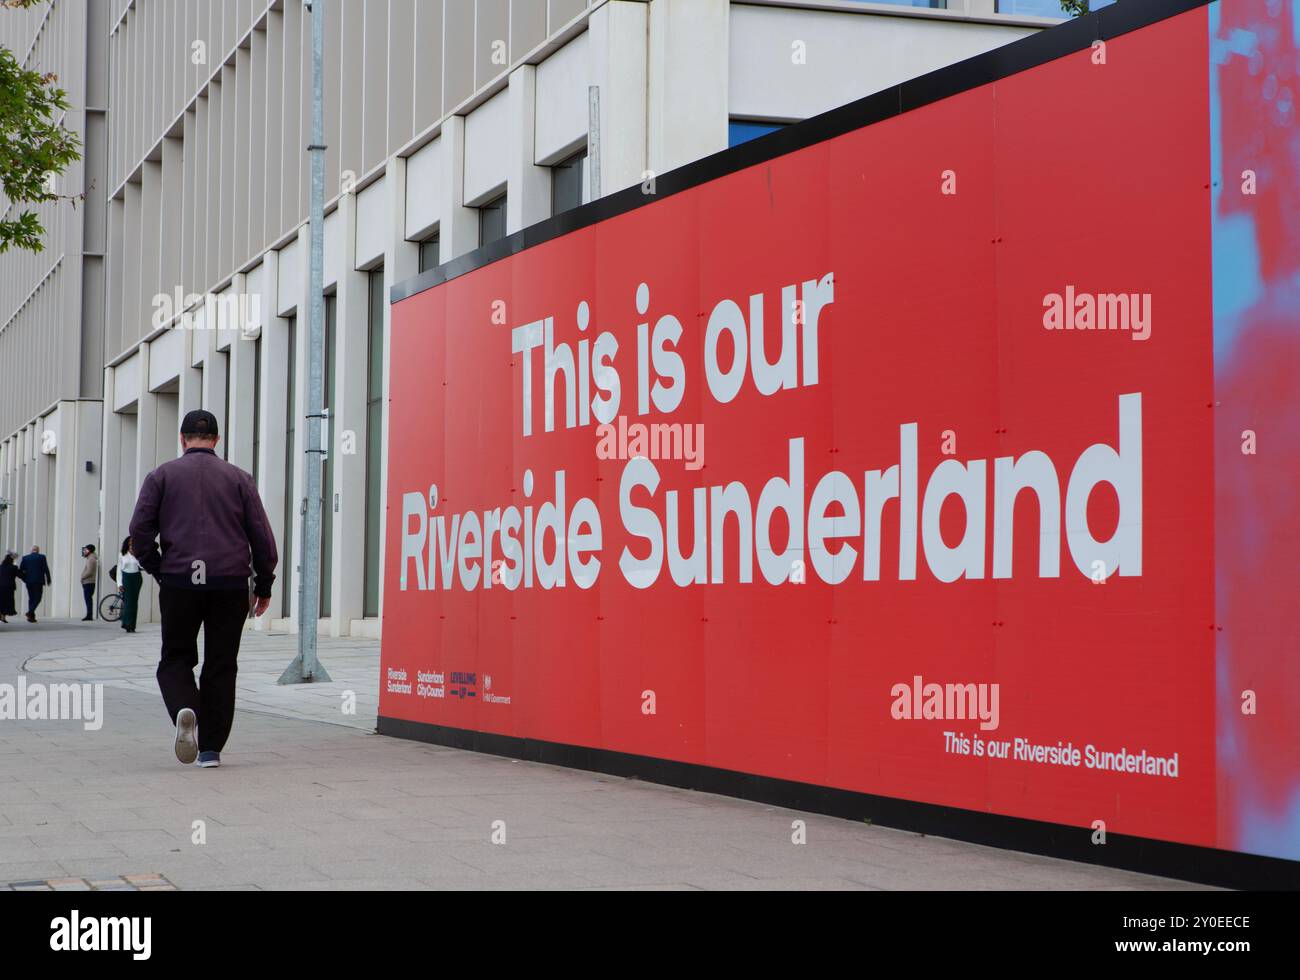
[197,751,221,769]
[174,708,198,764]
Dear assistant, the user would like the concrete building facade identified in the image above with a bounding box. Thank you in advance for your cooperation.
[0,0,107,619]
[1,0,1059,631]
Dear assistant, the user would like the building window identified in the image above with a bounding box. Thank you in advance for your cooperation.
[282,316,296,619]
[363,269,385,619]
[552,150,586,216]
[418,234,440,273]
[320,294,338,619]
[252,336,262,485]
[479,193,507,246]
[221,350,231,461]
[996,0,1106,13]
[846,0,944,7]
[728,120,788,148]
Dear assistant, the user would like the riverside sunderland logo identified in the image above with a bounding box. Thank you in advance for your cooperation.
[385,667,412,695]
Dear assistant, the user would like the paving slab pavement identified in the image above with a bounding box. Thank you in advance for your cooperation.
[22,622,378,731]
[0,620,1212,890]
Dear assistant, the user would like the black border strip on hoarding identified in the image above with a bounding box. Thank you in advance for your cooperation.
[391,0,1213,305]
[382,0,1294,888]
[377,716,1299,890]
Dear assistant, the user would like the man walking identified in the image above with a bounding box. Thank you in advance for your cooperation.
[80,544,98,621]
[18,546,51,623]
[128,410,278,768]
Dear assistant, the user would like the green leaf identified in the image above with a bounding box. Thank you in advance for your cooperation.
[0,20,84,254]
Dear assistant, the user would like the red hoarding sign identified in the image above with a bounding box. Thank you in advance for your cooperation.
[381,0,1300,869]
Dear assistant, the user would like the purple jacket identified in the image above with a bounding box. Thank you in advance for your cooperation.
[129,448,278,597]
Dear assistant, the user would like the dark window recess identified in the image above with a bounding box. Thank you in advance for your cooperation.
[252,337,262,485]
[479,194,507,246]
[363,268,385,619]
[418,235,440,273]
[552,150,586,216]
[221,351,231,460]
[997,0,1109,14]
[320,294,337,619]
[282,316,296,619]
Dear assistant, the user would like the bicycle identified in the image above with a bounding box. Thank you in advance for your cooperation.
[99,587,124,623]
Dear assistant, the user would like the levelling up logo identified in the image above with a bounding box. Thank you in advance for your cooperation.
[448,671,478,699]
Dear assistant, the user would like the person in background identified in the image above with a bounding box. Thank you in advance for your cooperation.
[129,410,278,769]
[119,536,143,633]
[0,552,18,624]
[18,546,51,624]
[80,544,98,622]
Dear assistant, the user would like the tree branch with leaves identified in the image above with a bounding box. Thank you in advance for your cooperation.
[0,0,83,254]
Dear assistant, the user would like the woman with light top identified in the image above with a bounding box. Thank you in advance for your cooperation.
[119,537,143,633]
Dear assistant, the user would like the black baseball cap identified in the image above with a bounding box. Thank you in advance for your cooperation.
[180,409,220,437]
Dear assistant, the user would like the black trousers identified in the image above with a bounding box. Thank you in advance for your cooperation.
[121,571,143,631]
[25,583,42,615]
[156,586,249,753]
[82,583,95,619]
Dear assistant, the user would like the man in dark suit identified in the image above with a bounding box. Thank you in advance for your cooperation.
[18,546,51,623]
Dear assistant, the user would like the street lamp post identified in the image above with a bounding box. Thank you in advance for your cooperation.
[280,0,331,685]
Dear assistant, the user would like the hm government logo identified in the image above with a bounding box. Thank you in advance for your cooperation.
[484,674,512,706]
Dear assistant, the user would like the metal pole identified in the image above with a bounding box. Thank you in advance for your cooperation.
[587,86,601,203]
[280,0,331,685]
